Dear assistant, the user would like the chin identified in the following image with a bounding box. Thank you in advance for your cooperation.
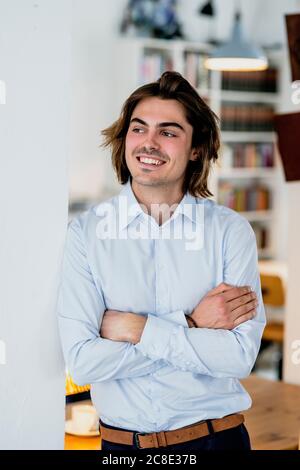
[133,176,158,184]
[133,175,166,186]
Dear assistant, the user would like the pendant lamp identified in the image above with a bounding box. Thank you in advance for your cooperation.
[205,11,268,71]
[199,1,215,17]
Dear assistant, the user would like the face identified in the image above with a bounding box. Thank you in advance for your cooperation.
[125,97,198,192]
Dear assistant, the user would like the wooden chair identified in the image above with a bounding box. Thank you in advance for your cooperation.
[257,274,285,379]
[260,274,285,343]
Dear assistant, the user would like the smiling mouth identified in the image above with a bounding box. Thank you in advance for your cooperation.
[136,155,167,168]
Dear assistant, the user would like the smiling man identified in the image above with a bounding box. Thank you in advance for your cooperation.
[58,72,265,451]
[124,97,199,226]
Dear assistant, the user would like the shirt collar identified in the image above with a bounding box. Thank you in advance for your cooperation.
[118,180,144,230]
[174,191,199,224]
[117,179,200,230]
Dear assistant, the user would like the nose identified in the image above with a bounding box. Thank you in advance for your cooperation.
[142,130,160,151]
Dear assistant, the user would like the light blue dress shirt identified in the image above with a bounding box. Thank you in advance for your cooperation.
[57,180,266,433]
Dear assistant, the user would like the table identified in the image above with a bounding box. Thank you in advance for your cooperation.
[64,375,300,451]
[241,375,300,450]
[64,433,101,450]
[64,399,101,450]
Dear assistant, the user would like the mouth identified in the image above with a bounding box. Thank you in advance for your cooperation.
[136,155,167,170]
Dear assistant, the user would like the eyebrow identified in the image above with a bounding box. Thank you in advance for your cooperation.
[130,117,185,132]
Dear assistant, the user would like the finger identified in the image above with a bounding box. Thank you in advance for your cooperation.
[222,286,252,302]
[233,308,256,328]
[232,300,258,320]
[206,282,235,297]
[228,292,257,311]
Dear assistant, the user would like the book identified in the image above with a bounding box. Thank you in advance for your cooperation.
[274,112,300,181]
[285,14,300,82]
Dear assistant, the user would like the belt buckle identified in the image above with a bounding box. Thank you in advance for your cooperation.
[134,432,145,449]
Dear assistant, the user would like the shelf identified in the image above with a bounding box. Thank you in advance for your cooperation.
[198,88,211,97]
[258,248,274,259]
[217,168,277,179]
[221,132,275,143]
[237,210,274,222]
[198,89,211,100]
[135,37,211,52]
[204,89,279,103]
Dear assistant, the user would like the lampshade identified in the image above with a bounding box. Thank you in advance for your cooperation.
[205,12,268,71]
[199,1,215,17]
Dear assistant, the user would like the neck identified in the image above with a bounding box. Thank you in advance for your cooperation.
[131,179,184,225]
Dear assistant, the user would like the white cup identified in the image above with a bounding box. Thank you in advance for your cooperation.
[71,404,99,434]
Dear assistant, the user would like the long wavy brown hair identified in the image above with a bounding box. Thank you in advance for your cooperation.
[101,71,220,198]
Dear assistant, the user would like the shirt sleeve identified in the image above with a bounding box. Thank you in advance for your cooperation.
[135,217,266,379]
[57,216,166,386]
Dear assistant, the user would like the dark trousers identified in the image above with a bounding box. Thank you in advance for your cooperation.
[100,420,251,451]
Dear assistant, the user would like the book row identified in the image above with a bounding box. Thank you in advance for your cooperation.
[218,183,270,212]
[221,103,275,132]
[221,143,274,168]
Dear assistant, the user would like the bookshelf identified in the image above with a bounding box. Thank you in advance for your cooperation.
[207,60,282,261]
[113,38,284,260]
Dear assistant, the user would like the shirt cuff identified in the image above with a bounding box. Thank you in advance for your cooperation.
[163,309,189,327]
[135,313,184,360]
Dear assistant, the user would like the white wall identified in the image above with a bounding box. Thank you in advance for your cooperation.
[0,0,71,449]
[69,0,127,202]
[178,0,300,45]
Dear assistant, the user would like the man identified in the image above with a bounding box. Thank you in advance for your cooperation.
[58,71,265,451]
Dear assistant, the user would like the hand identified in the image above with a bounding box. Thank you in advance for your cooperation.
[100,310,147,344]
[190,283,258,330]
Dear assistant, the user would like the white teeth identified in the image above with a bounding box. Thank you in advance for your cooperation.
[139,157,164,165]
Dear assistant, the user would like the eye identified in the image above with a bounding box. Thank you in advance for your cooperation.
[132,127,145,134]
[161,130,177,137]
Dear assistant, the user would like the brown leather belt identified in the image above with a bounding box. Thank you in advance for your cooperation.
[100,413,245,449]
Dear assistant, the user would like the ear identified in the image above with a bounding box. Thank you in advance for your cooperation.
[189,148,199,162]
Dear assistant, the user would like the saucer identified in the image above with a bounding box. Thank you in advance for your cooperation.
[65,419,100,437]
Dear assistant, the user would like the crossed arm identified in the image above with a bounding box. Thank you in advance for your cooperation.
[100,282,258,345]
[58,217,265,386]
